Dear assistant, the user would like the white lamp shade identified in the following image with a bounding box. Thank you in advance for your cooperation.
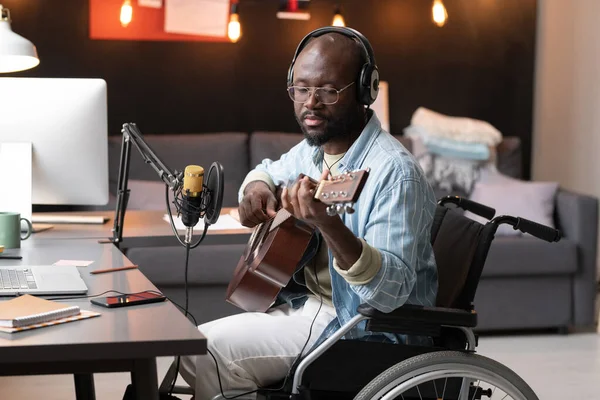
[0,20,39,73]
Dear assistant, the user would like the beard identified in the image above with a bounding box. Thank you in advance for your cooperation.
[296,106,363,147]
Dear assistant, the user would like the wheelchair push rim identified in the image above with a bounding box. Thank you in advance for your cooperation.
[354,351,539,400]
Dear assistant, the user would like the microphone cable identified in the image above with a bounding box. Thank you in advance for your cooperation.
[164,182,210,397]
[206,238,325,400]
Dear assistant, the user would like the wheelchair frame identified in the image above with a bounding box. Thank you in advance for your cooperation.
[159,196,560,400]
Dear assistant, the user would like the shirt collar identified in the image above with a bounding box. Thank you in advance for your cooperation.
[311,109,382,173]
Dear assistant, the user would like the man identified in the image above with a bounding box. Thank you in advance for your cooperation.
[180,27,438,399]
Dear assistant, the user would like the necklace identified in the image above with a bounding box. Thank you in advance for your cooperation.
[322,150,345,172]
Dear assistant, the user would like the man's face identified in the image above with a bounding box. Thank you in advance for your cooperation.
[291,47,361,148]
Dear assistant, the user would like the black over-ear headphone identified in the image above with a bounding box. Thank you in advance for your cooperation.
[286,26,380,106]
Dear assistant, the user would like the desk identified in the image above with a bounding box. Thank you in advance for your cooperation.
[0,237,207,400]
[33,208,252,248]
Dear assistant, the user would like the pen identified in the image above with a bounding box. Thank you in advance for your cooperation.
[0,256,23,260]
[90,265,138,275]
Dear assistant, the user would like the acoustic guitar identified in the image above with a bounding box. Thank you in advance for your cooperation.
[226,169,369,312]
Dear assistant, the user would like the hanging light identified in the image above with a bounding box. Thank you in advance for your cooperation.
[0,4,39,73]
[120,0,133,27]
[276,0,310,21]
[228,1,241,43]
[332,4,345,27]
[432,0,448,27]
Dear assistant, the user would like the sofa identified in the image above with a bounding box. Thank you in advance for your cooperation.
[105,131,598,332]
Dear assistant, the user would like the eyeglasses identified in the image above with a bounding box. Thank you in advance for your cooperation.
[287,82,355,105]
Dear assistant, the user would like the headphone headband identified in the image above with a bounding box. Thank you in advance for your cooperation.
[287,26,380,106]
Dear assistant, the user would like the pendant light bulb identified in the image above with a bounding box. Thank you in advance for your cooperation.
[332,5,345,27]
[432,0,448,27]
[228,2,241,43]
[120,0,133,27]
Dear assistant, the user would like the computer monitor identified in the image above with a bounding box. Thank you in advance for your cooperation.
[0,78,109,206]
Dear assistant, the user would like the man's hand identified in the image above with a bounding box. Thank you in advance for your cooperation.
[239,181,278,227]
[281,169,335,229]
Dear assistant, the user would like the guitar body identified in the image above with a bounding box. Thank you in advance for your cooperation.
[226,210,315,312]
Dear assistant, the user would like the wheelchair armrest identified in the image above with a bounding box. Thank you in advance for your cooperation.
[357,303,477,336]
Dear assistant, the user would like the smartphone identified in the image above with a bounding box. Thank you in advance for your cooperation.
[90,291,167,308]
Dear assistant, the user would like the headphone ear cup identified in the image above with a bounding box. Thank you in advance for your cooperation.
[358,64,370,105]
[287,65,294,88]
[369,67,380,104]
[359,64,379,105]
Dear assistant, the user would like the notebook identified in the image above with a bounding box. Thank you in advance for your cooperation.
[0,294,81,328]
[0,310,100,333]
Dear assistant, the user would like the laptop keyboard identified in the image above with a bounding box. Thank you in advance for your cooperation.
[0,269,37,290]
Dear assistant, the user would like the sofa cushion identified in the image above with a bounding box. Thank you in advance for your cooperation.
[109,132,248,207]
[481,236,577,277]
[125,179,171,210]
[249,131,303,169]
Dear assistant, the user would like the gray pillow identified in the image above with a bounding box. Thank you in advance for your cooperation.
[465,177,559,236]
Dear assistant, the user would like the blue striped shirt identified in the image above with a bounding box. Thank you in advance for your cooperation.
[241,111,438,342]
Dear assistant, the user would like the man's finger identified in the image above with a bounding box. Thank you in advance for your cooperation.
[298,177,314,202]
[288,180,301,203]
[250,195,268,223]
[239,200,259,227]
[281,187,292,212]
[266,195,278,217]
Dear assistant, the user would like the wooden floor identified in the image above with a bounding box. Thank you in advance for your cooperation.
[0,331,598,399]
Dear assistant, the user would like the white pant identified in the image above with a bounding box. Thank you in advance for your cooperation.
[180,296,337,400]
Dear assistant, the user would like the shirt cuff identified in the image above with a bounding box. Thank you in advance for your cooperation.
[239,171,276,199]
[333,238,382,285]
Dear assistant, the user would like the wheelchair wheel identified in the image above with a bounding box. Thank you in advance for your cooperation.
[354,351,538,400]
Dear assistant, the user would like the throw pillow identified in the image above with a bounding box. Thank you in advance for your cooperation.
[465,178,559,236]
[126,179,172,210]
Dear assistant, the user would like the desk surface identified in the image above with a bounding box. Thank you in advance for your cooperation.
[0,238,206,364]
[32,208,252,247]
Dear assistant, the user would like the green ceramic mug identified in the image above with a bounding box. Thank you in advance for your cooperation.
[0,212,32,249]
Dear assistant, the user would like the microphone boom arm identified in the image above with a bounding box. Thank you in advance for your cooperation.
[125,124,182,191]
[110,123,183,246]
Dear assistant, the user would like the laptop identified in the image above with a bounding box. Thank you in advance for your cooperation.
[0,266,88,296]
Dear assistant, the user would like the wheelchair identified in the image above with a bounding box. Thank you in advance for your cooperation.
[159,196,561,400]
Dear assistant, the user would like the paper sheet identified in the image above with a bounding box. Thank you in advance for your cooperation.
[139,0,163,8]
[53,260,95,267]
[164,0,229,37]
[163,213,245,231]
[0,143,33,229]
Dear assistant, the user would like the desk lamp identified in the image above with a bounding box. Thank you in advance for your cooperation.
[0,4,39,73]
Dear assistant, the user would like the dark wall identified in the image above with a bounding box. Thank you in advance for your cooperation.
[3,0,537,178]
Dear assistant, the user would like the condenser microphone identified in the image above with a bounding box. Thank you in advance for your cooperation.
[181,165,204,244]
